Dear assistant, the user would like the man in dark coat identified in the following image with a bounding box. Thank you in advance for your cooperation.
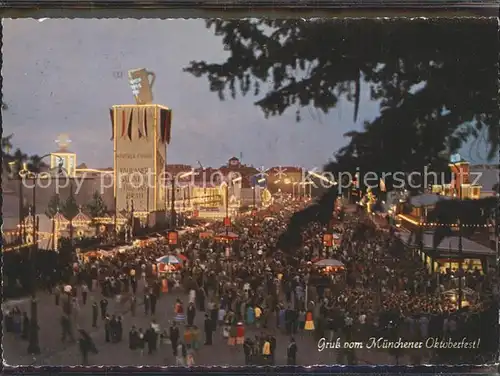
[187,302,196,326]
[150,293,157,316]
[104,315,111,343]
[79,329,98,365]
[92,300,98,328]
[144,294,150,315]
[21,312,30,340]
[204,314,213,345]
[145,326,157,354]
[169,322,180,356]
[287,337,298,365]
[61,314,74,342]
[197,288,206,312]
[129,325,139,350]
[243,337,253,365]
[100,298,108,320]
[110,315,118,343]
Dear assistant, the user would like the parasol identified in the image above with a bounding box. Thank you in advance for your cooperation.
[314,259,345,268]
[156,255,181,264]
[215,231,239,240]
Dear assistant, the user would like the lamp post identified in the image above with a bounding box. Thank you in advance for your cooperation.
[8,161,27,244]
[19,153,63,355]
[170,177,176,230]
[252,186,256,208]
[449,154,464,309]
[452,163,464,310]
[225,182,230,235]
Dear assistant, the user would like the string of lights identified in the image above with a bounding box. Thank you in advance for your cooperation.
[397,214,493,228]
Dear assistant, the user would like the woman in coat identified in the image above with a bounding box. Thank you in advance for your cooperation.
[246,305,255,325]
[174,299,185,324]
[236,322,245,346]
[304,310,315,332]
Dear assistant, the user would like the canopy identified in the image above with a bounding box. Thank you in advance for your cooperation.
[314,259,345,268]
[442,288,476,297]
[156,255,181,264]
[199,231,214,239]
[215,231,239,239]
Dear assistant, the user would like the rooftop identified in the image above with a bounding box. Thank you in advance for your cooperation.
[409,193,451,208]
[396,231,495,256]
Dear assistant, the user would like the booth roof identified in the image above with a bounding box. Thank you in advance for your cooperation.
[396,231,494,256]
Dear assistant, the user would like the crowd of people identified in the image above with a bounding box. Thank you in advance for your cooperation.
[3,197,498,366]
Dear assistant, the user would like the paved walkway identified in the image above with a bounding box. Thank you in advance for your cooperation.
[4,285,409,366]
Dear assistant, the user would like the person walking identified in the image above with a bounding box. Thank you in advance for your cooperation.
[81,283,89,305]
[130,295,137,317]
[169,321,180,356]
[78,329,98,365]
[92,300,98,328]
[60,314,74,343]
[144,293,150,315]
[287,337,298,365]
[187,302,196,326]
[100,298,108,320]
[129,325,139,350]
[204,314,213,345]
[176,342,187,366]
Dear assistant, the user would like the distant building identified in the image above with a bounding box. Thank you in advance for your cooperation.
[267,166,304,195]
[431,159,498,199]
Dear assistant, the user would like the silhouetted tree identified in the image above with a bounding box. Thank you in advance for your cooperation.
[62,191,79,220]
[186,19,498,251]
[46,193,62,219]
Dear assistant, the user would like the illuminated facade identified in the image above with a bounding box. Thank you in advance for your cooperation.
[111,104,170,217]
[431,159,498,199]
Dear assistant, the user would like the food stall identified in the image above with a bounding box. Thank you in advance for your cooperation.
[156,255,183,273]
[199,230,214,239]
[442,287,476,308]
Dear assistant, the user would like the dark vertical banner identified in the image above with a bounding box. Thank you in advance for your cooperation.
[159,109,172,144]
[109,108,114,140]
[121,108,127,138]
[143,107,148,139]
[137,107,143,139]
[127,108,134,141]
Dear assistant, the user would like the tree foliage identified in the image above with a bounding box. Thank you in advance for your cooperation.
[3,134,49,175]
[185,19,498,251]
[186,19,497,159]
[87,191,108,218]
[62,190,79,220]
[46,193,62,219]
